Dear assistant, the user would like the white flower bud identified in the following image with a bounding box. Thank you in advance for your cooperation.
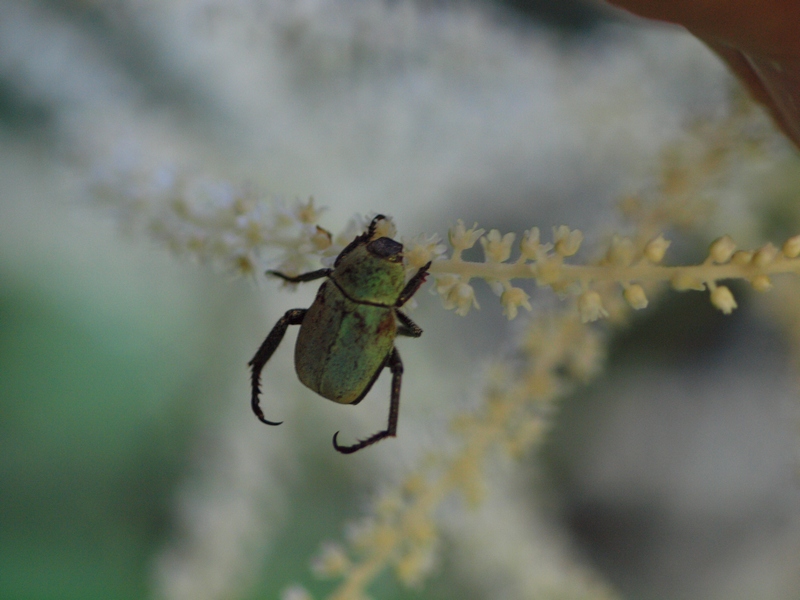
[437,278,479,316]
[520,228,543,260]
[710,285,737,314]
[623,284,648,309]
[752,243,778,268]
[751,274,772,292]
[782,235,800,258]
[578,290,608,322]
[731,250,753,266]
[553,226,583,257]
[402,233,447,268]
[708,235,736,263]
[644,235,670,263]
[449,220,485,252]
[480,229,515,263]
[501,286,532,320]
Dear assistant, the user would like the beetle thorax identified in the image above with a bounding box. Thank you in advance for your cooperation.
[331,241,406,305]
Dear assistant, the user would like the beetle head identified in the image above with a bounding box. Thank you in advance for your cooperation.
[366,237,403,263]
[332,234,406,305]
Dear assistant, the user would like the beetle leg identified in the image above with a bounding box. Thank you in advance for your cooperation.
[267,268,330,283]
[248,308,307,426]
[395,261,432,307]
[333,214,388,267]
[395,310,423,338]
[366,214,387,238]
[333,347,402,454]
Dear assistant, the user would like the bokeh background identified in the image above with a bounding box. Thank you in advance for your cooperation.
[2,1,800,599]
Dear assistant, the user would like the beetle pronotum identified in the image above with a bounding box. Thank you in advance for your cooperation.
[249,215,431,453]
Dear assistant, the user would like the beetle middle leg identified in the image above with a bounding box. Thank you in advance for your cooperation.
[333,347,403,454]
[249,308,307,426]
[395,310,423,338]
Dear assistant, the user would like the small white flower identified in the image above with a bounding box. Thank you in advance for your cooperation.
[782,235,800,258]
[644,234,670,263]
[519,227,545,260]
[448,220,485,252]
[402,233,447,269]
[293,197,325,224]
[751,274,772,292]
[577,290,608,322]
[480,229,515,263]
[752,243,778,268]
[731,250,753,266]
[710,285,737,314]
[436,276,479,316]
[623,284,648,310]
[432,273,459,296]
[605,235,635,267]
[552,225,583,257]
[500,286,532,320]
[708,235,736,263]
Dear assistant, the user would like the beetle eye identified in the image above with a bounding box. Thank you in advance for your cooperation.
[367,237,403,259]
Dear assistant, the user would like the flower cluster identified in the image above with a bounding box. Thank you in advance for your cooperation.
[416,218,800,324]
[91,162,336,279]
[88,116,795,330]
[288,309,612,600]
[398,96,791,325]
[275,221,800,600]
[270,92,796,600]
[84,74,797,600]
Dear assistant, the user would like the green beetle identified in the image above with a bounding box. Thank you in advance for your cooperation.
[249,215,431,454]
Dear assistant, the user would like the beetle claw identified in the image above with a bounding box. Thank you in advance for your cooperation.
[332,430,388,454]
[332,431,349,453]
[256,415,283,426]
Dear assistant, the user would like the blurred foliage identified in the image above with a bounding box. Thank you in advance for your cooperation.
[0,254,198,599]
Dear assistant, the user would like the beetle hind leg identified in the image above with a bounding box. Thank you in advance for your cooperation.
[333,347,403,454]
[249,308,307,426]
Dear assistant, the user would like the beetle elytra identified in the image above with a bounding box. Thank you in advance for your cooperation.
[249,215,431,454]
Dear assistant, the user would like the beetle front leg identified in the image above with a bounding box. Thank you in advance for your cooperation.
[267,268,330,283]
[333,214,388,267]
[333,347,403,454]
[249,308,307,426]
[396,261,432,307]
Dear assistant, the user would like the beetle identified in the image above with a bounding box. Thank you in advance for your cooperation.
[248,215,432,454]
